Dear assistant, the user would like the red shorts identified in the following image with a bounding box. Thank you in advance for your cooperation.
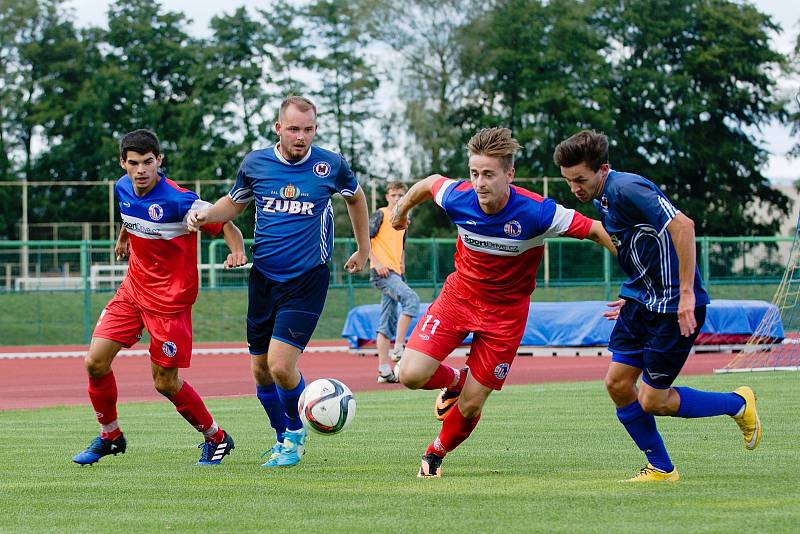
[93,285,193,368]
[406,281,529,390]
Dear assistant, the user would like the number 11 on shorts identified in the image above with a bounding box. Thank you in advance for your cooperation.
[420,314,440,335]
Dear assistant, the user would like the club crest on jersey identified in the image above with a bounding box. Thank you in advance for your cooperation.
[280,184,301,200]
[313,161,331,178]
[600,195,609,210]
[504,220,522,238]
[148,203,164,221]
[494,363,510,380]
[162,341,177,358]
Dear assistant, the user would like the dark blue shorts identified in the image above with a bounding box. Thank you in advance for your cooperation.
[609,299,707,389]
[246,264,330,354]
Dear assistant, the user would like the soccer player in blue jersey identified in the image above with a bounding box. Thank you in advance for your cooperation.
[187,96,370,468]
[554,130,762,482]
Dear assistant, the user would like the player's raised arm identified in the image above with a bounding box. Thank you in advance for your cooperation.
[586,219,617,256]
[343,186,371,273]
[220,221,248,269]
[391,174,441,230]
[187,196,247,232]
[666,212,698,336]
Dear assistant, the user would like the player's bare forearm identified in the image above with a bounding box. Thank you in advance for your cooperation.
[391,174,439,229]
[188,196,247,231]
[667,213,697,294]
[115,226,129,260]
[221,221,247,269]
[667,212,699,335]
[586,220,617,256]
[344,188,371,272]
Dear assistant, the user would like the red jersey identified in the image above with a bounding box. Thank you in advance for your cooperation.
[116,175,223,315]
[431,177,592,303]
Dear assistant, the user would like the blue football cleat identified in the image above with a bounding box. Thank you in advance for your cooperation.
[196,432,235,466]
[73,435,127,466]
[264,427,306,468]
[259,441,284,468]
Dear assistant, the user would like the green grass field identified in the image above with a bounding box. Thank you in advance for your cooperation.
[0,283,779,345]
[2,372,798,533]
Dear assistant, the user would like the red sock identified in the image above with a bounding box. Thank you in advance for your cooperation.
[426,405,480,457]
[421,365,456,390]
[88,371,122,440]
[169,382,224,443]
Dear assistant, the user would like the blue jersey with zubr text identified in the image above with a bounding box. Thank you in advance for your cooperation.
[228,144,360,282]
[593,170,710,313]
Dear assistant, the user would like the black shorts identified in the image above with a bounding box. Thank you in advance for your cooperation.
[246,264,330,354]
[609,299,707,389]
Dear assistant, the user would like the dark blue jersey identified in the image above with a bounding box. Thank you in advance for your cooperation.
[594,170,709,313]
[228,144,360,282]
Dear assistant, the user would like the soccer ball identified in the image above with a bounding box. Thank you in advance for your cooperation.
[298,378,356,434]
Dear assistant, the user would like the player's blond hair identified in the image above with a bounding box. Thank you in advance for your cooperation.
[466,128,521,171]
[279,96,317,120]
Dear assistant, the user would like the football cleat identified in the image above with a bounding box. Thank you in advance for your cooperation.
[418,452,444,478]
[196,432,235,466]
[265,427,307,468]
[623,464,680,482]
[732,386,762,450]
[72,434,127,466]
[377,369,400,383]
[260,441,284,468]
[434,368,467,421]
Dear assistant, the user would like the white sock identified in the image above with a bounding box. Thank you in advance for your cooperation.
[379,363,392,375]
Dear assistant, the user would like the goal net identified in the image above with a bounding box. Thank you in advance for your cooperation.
[717,213,800,373]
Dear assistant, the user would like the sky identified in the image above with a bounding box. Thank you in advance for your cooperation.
[64,0,800,182]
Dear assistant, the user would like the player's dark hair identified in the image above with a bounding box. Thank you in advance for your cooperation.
[386,181,407,193]
[119,129,161,160]
[553,130,608,171]
[467,127,521,171]
[280,96,317,121]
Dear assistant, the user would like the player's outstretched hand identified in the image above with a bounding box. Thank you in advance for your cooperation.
[344,249,369,274]
[603,298,625,321]
[186,209,207,232]
[223,251,248,269]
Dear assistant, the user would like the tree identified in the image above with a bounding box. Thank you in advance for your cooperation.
[601,0,791,236]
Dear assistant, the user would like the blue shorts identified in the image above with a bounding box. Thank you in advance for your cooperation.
[370,270,420,339]
[247,264,330,354]
[609,299,707,389]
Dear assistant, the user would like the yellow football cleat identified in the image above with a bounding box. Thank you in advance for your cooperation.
[623,464,680,483]
[732,386,762,450]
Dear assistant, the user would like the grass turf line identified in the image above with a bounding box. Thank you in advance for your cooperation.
[1,373,798,533]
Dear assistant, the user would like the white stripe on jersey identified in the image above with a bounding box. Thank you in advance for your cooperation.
[630,227,658,308]
[656,196,678,234]
[540,204,577,239]
[121,213,189,240]
[340,183,359,198]
[457,226,545,256]
[319,199,333,262]
[434,179,457,207]
[229,187,254,204]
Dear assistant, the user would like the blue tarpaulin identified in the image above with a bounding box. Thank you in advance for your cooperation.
[341,300,782,349]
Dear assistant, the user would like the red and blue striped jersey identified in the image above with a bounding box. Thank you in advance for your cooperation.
[116,174,223,315]
[432,177,592,303]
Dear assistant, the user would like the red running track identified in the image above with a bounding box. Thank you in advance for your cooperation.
[0,341,736,410]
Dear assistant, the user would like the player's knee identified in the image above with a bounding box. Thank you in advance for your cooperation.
[456,398,482,419]
[638,394,669,415]
[84,356,110,378]
[399,368,425,389]
[153,375,180,397]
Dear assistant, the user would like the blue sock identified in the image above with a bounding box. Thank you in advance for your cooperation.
[277,374,306,432]
[256,383,287,443]
[616,401,673,472]
[673,387,745,418]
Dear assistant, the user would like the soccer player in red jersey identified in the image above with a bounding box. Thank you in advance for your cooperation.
[391,127,616,477]
[72,129,247,466]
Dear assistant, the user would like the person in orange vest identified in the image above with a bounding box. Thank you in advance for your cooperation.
[369,181,421,383]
